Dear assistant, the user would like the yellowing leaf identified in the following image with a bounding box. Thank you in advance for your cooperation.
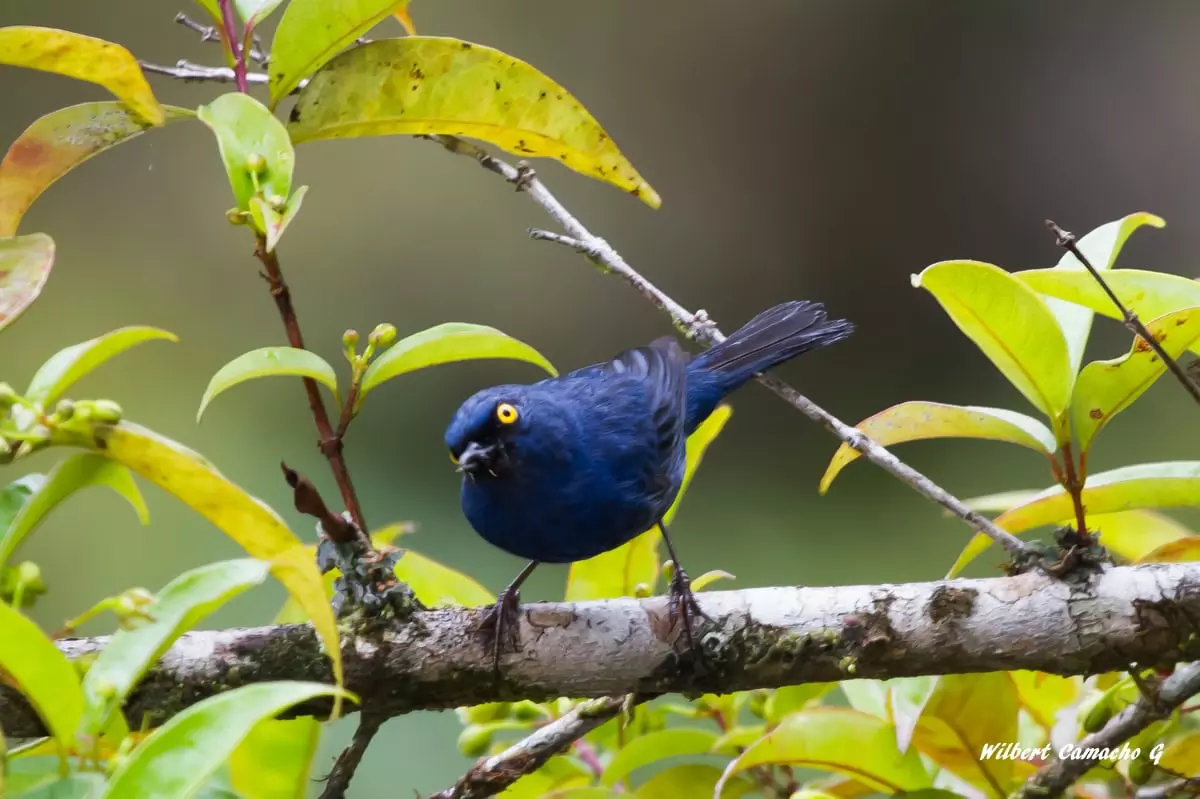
[1138,536,1200,563]
[912,261,1073,431]
[78,559,272,739]
[198,346,339,423]
[715,708,932,795]
[0,600,84,752]
[392,549,492,607]
[197,93,295,214]
[1159,730,1200,773]
[1087,510,1193,561]
[765,683,837,724]
[690,569,735,591]
[957,490,1041,514]
[230,717,321,799]
[948,461,1200,575]
[0,233,54,331]
[0,453,148,567]
[104,682,353,799]
[288,37,661,207]
[1072,306,1200,453]
[602,728,718,786]
[565,405,731,601]
[0,27,163,125]
[907,673,1019,797]
[87,422,343,698]
[269,0,414,103]
[1010,671,1079,731]
[27,326,178,404]
[820,401,1056,493]
[1019,268,1200,356]
[0,103,193,236]
[357,322,556,410]
[1040,213,1165,378]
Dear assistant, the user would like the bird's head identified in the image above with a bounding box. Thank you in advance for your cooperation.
[444,385,531,480]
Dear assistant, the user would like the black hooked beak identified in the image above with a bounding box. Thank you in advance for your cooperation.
[456,441,496,476]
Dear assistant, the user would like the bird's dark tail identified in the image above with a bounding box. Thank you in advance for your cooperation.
[685,301,853,430]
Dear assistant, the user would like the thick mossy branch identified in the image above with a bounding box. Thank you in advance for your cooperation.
[2,562,1199,737]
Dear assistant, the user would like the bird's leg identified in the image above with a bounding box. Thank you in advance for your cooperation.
[477,560,539,673]
[658,522,711,655]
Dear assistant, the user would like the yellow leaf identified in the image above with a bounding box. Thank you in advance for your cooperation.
[0,27,163,125]
[88,422,343,705]
[820,401,1056,493]
[288,37,660,208]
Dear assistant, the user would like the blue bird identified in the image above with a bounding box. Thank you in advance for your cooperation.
[445,301,853,664]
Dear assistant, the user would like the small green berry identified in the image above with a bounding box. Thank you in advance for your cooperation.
[457,724,492,757]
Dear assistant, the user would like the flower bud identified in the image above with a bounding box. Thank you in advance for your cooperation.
[457,724,492,757]
[245,153,267,174]
[0,383,17,408]
[369,323,397,349]
[461,702,510,724]
[509,700,546,721]
[91,400,123,424]
[54,399,75,420]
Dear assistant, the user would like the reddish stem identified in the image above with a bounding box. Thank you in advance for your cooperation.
[216,0,248,92]
[1060,442,1089,538]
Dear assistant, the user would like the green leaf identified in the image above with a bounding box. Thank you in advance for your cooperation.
[357,323,556,409]
[27,326,178,404]
[820,401,1057,493]
[710,725,767,755]
[103,681,353,799]
[565,405,731,601]
[0,27,163,125]
[288,37,661,208]
[0,233,54,332]
[912,261,1073,432]
[392,549,492,607]
[602,728,718,786]
[884,676,937,754]
[1160,730,1200,774]
[636,765,755,799]
[839,680,887,718]
[1072,306,1200,453]
[0,474,45,529]
[197,346,339,423]
[10,772,106,798]
[957,490,1041,514]
[948,461,1200,576]
[0,103,193,237]
[906,673,1019,797]
[268,0,413,103]
[0,454,148,567]
[0,601,84,752]
[197,93,295,214]
[229,717,321,799]
[715,708,932,794]
[1040,213,1165,378]
[78,559,271,738]
[235,0,287,26]
[81,422,343,699]
[1018,268,1200,355]
[250,185,307,253]
[765,683,837,724]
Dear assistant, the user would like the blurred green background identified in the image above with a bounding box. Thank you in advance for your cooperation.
[2,0,1199,794]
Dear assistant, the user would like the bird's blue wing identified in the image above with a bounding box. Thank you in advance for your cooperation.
[596,336,689,475]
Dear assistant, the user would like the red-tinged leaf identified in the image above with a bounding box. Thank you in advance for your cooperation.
[0,233,53,331]
[0,103,193,236]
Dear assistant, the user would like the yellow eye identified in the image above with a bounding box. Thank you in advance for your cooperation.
[496,402,519,425]
[449,449,459,464]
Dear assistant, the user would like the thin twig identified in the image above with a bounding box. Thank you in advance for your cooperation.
[254,238,370,535]
[1016,662,1200,799]
[318,713,384,799]
[174,12,267,63]
[421,134,1035,562]
[1046,219,1200,407]
[139,60,267,84]
[430,697,627,799]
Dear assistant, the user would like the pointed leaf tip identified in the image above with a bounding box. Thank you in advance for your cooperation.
[197,346,339,423]
[287,37,660,207]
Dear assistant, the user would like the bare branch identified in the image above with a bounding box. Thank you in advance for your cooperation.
[173,12,267,64]
[139,60,266,84]
[1046,218,1200,408]
[3,562,1198,739]
[434,137,1038,564]
[430,697,628,799]
[318,713,385,799]
[1016,662,1200,799]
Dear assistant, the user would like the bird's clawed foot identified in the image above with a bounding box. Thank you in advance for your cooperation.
[477,585,522,674]
[667,565,712,663]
